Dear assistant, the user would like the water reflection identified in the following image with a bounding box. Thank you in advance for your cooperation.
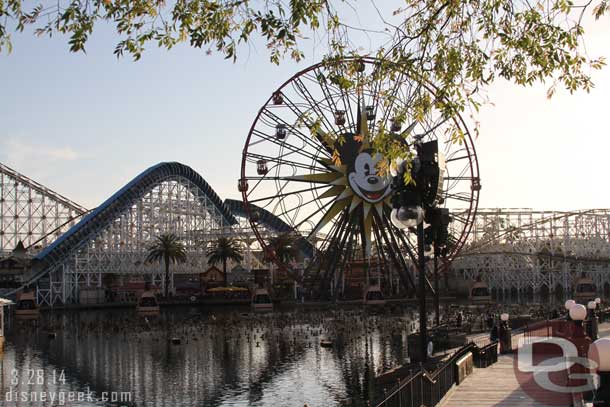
[1,306,415,406]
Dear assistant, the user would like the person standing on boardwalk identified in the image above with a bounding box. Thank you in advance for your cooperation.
[490,323,499,342]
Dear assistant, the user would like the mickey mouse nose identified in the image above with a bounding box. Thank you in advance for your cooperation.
[367,176,378,185]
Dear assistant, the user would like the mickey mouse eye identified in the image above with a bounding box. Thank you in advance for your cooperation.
[355,153,375,176]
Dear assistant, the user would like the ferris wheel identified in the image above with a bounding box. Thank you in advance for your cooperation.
[239,57,480,295]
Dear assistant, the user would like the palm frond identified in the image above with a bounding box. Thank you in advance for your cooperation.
[268,234,298,263]
[146,233,187,265]
[206,237,243,266]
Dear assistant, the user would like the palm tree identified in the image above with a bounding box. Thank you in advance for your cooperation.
[206,237,243,287]
[268,234,301,289]
[268,234,298,264]
[146,233,187,297]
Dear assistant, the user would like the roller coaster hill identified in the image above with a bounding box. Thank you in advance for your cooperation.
[1,161,609,307]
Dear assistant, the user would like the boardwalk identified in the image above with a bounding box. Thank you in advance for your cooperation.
[441,322,610,407]
[440,354,570,407]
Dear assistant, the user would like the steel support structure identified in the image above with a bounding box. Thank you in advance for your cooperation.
[18,162,238,306]
[451,209,610,301]
[0,162,86,255]
[41,178,234,305]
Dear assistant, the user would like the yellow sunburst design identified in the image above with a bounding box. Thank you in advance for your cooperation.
[288,105,394,258]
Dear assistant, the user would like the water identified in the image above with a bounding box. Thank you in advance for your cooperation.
[0,306,416,406]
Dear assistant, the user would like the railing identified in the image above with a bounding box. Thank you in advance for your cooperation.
[522,319,552,341]
[473,340,498,368]
[374,310,608,407]
[374,341,498,407]
[521,311,609,406]
[521,313,608,345]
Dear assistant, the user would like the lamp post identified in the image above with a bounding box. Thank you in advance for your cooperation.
[589,338,610,406]
[417,216,427,362]
[434,244,440,326]
[570,303,588,329]
[390,140,447,362]
[391,205,427,361]
[587,301,599,340]
[499,313,512,354]
[595,297,604,322]
[427,208,449,327]
[569,303,591,388]
[565,299,576,320]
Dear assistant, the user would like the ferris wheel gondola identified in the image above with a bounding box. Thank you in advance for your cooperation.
[240,57,480,298]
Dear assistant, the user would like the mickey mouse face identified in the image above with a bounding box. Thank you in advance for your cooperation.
[348,151,392,203]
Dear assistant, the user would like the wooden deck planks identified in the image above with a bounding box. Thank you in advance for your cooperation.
[441,322,610,407]
[440,355,570,407]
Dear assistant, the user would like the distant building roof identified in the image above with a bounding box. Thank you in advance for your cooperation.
[228,265,251,284]
[202,266,224,282]
[13,240,26,255]
[0,256,31,270]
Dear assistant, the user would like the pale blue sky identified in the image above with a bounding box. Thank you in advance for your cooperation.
[0,24,307,205]
[1,7,609,211]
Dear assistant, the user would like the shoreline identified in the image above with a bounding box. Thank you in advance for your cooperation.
[35,296,467,311]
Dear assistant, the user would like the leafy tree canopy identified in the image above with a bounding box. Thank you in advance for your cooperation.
[2,0,607,163]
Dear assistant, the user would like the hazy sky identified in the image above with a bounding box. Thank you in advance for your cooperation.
[1,6,609,212]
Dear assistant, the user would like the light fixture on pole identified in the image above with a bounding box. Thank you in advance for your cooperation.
[565,299,576,310]
[390,140,445,363]
[589,301,599,340]
[390,206,425,229]
[424,207,450,326]
[589,338,610,406]
[499,313,511,353]
[570,304,587,324]
[568,303,591,388]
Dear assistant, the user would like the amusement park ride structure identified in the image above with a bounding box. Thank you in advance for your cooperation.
[0,162,86,255]
[452,208,610,302]
[239,57,480,301]
[0,163,240,305]
[0,58,609,311]
[0,162,309,306]
[238,56,481,361]
[0,170,609,307]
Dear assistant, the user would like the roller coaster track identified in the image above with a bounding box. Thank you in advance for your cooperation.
[5,162,237,296]
[463,208,610,252]
[0,162,88,253]
[456,250,610,265]
[24,210,91,251]
[224,198,314,258]
[0,162,86,214]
